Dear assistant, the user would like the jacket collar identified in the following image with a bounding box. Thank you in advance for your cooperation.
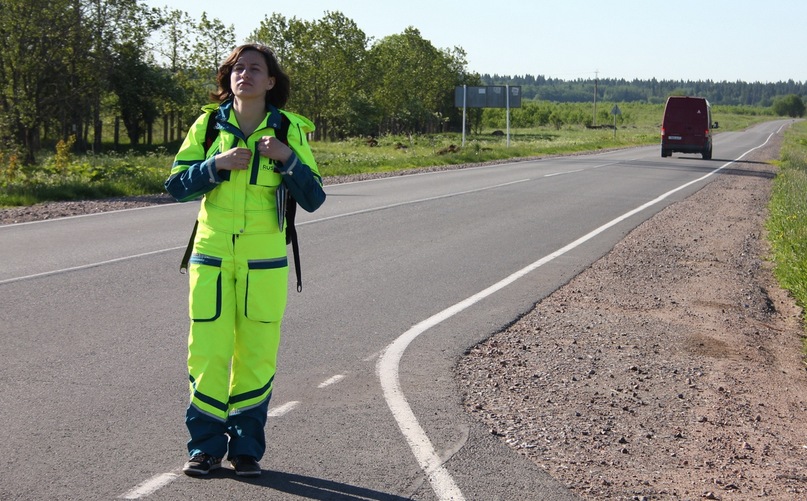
[215,98,282,132]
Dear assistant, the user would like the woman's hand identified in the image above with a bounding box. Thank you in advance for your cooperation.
[257,136,292,164]
[214,147,252,171]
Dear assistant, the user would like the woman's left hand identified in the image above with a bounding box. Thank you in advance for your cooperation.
[257,136,292,164]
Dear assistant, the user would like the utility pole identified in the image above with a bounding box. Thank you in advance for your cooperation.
[593,70,598,127]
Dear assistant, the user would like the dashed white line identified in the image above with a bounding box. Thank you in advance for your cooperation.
[119,472,179,499]
[544,168,583,176]
[318,374,346,388]
[267,400,300,417]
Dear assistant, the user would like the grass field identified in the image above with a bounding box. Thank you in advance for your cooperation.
[766,120,807,330]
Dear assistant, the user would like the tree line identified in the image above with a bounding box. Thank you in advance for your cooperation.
[482,74,807,107]
[1,1,804,166]
[0,1,478,164]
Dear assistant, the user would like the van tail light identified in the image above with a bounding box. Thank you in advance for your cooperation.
[661,127,665,137]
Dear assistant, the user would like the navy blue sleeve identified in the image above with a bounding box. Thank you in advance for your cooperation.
[276,153,326,213]
[164,158,224,203]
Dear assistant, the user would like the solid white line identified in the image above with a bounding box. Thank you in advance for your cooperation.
[2,180,527,285]
[268,401,299,417]
[318,374,346,388]
[119,472,179,499]
[0,246,185,286]
[305,179,531,224]
[376,136,775,501]
[0,202,183,228]
[327,159,529,187]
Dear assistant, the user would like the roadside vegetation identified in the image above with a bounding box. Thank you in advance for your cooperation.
[0,103,775,207]
[767,120,807,336]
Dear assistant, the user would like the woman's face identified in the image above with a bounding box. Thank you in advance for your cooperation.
[230,49,275,101]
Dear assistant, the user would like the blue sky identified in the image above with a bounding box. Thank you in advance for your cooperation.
[143,0,805,83]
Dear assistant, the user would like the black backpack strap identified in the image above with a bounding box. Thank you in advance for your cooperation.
[179,220,198,274]
[286,198,301,292]
[203,110,219,154]
[275,113,303,292]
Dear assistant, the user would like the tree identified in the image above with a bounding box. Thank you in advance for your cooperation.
[81,0,150,151]
[0,0,77,163]
[152,7,198,142]
[193,13,236,85]
[106,2,168,145]
[772,94,806,118]
[250,11,372,139]
[109,41,170,145]
[369,27,468,134]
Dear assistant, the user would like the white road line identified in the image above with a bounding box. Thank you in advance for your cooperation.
[0,202,183,228]
[305,179,531,224]
[268,401,300,417]
[376,135,776,501]
[318,374,346,388]
[2,180,527,285]
[0,246,185,286]
[119,472,179,499]
[544,169,583,177]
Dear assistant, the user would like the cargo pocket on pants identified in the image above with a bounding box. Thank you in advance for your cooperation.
[188,253,223,322]
[245,257,288,323]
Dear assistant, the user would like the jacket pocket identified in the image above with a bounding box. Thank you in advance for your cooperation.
[252,156,283,188]
[245,257,288,322]
[188,254,223,322]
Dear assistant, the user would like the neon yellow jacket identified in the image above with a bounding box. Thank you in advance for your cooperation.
[165,100,325,235]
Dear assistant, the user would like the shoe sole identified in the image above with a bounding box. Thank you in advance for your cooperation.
[234,469,261,477]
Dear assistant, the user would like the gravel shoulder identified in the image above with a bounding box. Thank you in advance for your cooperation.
[2,138,805,500]
[457,134,807,500]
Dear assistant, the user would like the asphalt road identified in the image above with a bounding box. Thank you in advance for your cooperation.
[0,120,789,500]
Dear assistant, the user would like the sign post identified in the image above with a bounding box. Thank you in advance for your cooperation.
[611,104,621,140]
[455,85,522,147]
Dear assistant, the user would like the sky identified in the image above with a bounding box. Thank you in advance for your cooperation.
[143,0,806,83]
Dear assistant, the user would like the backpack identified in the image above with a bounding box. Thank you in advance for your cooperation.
[180,111,304,293]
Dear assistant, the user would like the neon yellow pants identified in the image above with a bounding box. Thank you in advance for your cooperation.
[184,222,288,459]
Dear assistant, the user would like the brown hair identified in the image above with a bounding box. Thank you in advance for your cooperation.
[209,44,290,108]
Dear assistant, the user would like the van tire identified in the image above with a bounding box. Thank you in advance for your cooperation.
[661,148,671,158]
[702,146,712,160]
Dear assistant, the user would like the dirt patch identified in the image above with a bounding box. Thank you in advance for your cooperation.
[457,134,807,500]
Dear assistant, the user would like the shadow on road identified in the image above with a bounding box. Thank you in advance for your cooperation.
[236,469,414,500]
[625,156,775,180]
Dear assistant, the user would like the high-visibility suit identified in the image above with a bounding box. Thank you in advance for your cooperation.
[165,99,325,461]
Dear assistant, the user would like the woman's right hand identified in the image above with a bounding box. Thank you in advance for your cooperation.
[214,147,252,171]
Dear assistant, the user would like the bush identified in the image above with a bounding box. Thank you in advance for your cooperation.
[772,94,806,118]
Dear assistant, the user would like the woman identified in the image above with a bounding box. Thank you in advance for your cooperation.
[165,44,326,477]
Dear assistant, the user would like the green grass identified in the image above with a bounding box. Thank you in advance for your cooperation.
[0,148,169,207]
[766,120,807,339]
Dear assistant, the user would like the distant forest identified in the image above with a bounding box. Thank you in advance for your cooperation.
[481,74,807,106]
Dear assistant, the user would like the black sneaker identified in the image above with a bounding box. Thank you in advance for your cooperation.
[183,453,221,476]
[230,455,261,477]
